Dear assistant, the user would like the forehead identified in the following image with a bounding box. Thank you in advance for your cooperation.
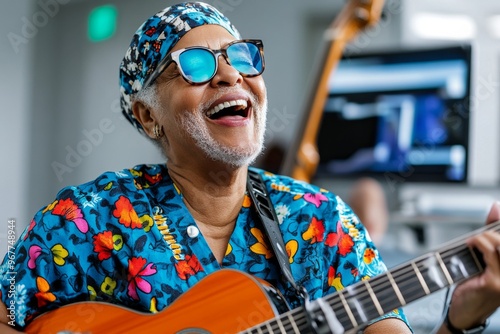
[170,25,237,52]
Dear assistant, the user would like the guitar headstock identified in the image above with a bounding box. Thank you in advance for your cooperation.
[353,0,385,27]
[326,0,385,41]
[282,0,386,181]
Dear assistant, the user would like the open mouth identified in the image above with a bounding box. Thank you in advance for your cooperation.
[206,99,249,120]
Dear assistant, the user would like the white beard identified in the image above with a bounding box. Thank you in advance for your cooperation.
[178,89,267,168]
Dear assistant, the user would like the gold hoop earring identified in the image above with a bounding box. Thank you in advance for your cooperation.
[153,124,163,139]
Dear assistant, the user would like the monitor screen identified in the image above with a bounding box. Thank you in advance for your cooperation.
[315,45,472,183]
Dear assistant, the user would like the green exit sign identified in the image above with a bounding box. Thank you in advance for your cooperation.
[88,5,117,42]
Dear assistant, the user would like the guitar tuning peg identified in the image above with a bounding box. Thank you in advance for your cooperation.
[354,0,385,26]
[355,7,370,23]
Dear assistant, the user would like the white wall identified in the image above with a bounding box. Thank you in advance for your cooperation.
[0,1,32,254]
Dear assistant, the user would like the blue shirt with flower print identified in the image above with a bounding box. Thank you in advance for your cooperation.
[0,164,410,331]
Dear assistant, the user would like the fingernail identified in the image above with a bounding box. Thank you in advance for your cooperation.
[494,201,500,214]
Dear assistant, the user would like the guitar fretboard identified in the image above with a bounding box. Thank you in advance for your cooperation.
[243,222,499,334]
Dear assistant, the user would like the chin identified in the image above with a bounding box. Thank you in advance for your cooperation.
[209,143,264,168]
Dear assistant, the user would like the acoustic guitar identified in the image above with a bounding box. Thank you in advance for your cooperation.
[280,0,384,182]
[25,221,499,334]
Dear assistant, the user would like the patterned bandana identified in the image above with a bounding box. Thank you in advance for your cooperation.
[119,2,241,133]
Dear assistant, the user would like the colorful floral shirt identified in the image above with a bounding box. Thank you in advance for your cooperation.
[0,164,409,331]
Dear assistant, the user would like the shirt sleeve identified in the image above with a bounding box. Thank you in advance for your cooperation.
[0,188,97,329]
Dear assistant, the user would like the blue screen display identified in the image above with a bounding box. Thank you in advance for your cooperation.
[316,45,471,183]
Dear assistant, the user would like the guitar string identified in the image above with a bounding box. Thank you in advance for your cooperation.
[323,245,480,326]
[267,320,293,334]
[277,313,304,334]
[272,224,497,332]
[312,244,476,326]
[319,223,500,328]
[280,223,500,331]
[245,223,500,332]
[276,311,309,334]
[336,248,476,321]
[372,244,478,300]
[274,245,472,328]
[331,221,500,303]
[246,309,308,334]
[283,312,306,333]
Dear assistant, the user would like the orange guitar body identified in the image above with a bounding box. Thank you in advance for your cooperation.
[25,269,285,334]
[24,220,500,333]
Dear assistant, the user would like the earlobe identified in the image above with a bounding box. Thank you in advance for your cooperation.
[132,100,156,138]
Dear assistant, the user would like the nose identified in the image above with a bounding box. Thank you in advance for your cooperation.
[210,54,243,87]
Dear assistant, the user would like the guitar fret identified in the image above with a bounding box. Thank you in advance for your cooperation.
[264,321,273,333]
[470,247,485,273]
[272,321,284,334]
[461,251,480,272]
[386,271,406,306]
[411,261,430,295]
[291,310,310,332]
[441,246,483,285]
[341,282,386,327]
[363,280,383,316]
[267,224,497,334]
[286,313,300,334]
[276,318,286,333]
[328,294,352,330]
[368,274,404,314]
[339,290,358,328]
[435,252,454,285]
[422,253,461,292]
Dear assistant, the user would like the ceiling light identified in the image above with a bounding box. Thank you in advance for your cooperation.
[88,5,118,43]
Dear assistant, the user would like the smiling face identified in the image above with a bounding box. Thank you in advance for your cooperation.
[135,24,267,170]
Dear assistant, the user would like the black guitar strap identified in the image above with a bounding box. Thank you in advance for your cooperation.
[246,169,303,295]
[247,169,346,334]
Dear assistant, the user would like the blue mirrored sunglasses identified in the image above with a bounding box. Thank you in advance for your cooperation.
[143,39,265,87]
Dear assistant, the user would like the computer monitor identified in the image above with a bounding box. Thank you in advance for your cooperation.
[315,45,472,183]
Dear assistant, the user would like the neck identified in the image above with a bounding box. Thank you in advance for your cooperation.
[166,162,248,229]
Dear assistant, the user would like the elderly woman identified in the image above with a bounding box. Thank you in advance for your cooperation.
[1,2,500,333]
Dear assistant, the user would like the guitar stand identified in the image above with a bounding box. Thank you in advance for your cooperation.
[301,286,345,334]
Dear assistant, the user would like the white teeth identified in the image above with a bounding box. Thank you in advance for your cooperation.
[206,99,248,117]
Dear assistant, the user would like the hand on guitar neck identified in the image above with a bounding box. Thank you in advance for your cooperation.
[435,202,500,333]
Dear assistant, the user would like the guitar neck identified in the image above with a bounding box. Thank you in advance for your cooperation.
[280,0,384,182]
[245,222,499,333]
